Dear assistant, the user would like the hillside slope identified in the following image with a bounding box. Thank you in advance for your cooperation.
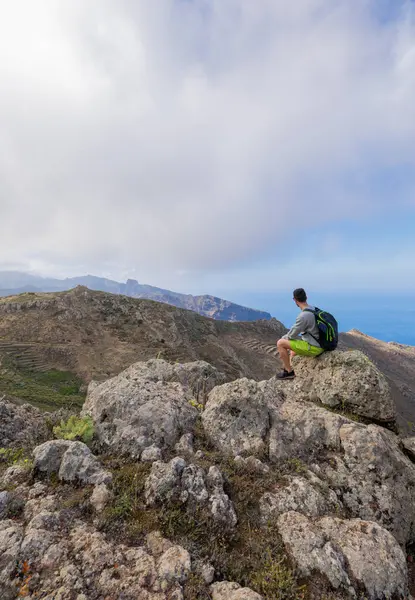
[0,272,271,322]
[0,287,285,394]
[340,330,415,434]
[1,288,415,432]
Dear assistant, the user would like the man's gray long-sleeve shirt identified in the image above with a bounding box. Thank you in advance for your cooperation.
[282,305,321,347]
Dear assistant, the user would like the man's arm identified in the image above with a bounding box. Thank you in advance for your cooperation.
[282,313,305,340]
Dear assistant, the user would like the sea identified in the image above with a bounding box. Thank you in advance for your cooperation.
[228,292,415,346]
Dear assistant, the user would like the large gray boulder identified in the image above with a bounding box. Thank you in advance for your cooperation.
[33,440,112,485]
[202,378,282,456]
[278,511,408,599]
[292,350,395,421]
[33,439,71,473]
[269,397,415,546]
[323,421,415,546]
[269,397,349,462]
[82,359,225,457]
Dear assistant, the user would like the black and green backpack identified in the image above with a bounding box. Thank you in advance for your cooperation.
[304,307,338,351]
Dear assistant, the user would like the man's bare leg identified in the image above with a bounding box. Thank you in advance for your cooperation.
[277,338,293,372]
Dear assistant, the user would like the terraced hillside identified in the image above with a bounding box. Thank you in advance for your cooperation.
[0,287,286,411]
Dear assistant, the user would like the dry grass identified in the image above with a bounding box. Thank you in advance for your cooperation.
[99,450,308,600]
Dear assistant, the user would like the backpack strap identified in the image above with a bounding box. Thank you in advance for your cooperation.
[308,333,321,345]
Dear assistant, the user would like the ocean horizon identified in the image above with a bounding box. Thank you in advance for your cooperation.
[226,291,415,347]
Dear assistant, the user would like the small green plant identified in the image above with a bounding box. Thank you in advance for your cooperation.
[251,555,306,600]
[189,398,204,411]
[285,457,307,474]
[53,415,95,444]
[0,447,31,467]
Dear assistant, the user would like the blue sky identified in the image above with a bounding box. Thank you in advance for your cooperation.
[0,0,414,295]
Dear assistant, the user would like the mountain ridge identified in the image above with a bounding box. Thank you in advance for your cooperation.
[0,271,271,322]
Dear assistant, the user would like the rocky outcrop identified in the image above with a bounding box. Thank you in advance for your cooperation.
[268,399,415,546]
[33,440,112,485]
[175,433,194,455]
[0,512,190,600]
[157,545,191,584]
[278,511,408,599]
[144,458,237,527]
[83,359,225,458]
[0,480,250,600]
[202,378,281,456]
[0,396,50,448]
[292,350,395,421]
[202,349,394,460]
[2,350,414,599]
[321,421,415,546]
[200,356,415,548]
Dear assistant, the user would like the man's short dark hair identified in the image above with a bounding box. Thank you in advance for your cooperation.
[293,288,307,302]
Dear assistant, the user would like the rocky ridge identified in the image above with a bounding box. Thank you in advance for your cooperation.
[1,350,415,599]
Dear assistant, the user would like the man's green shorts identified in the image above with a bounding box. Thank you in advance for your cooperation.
[289,339,324,357]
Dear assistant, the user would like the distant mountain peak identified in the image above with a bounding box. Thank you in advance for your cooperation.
[0,271,271,323]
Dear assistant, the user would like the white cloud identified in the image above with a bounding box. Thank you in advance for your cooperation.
[0,0,414,287]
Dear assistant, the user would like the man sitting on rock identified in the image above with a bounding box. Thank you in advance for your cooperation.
[276,288,324,380]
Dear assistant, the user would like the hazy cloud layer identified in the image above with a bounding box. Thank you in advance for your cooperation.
[1,0,415,287]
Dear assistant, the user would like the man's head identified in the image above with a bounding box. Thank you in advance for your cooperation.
[293,288,307,306]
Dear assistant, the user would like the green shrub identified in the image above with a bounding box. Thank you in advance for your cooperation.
[251,555,306,600]
[53,415,95,444]
[0,447,31,467]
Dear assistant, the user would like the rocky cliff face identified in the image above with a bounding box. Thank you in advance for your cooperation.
[2,350,415,599]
